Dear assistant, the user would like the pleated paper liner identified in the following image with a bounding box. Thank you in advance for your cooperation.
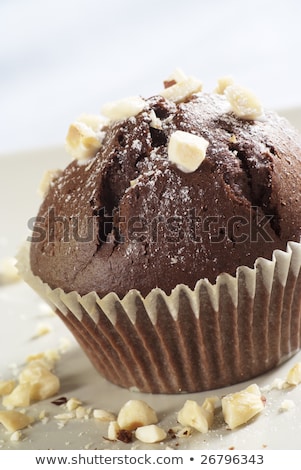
[17,241,301,394]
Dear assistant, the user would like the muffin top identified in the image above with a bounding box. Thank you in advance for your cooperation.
[30,72,301,298]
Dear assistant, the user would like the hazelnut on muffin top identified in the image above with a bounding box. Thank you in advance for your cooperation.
[30,71,301,298]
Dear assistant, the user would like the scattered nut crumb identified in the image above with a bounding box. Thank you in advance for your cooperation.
[214,76,234,94]
[26,350,60,368]
[93,409,116,422]
[38,169,62,198]
[107,421,120,441]
[19,361,60,401]
[0,410,34,432]
[177,397,216,433]
[286,362,301,385]
[54,412,74,421]
[117,400,158,431]
[229,134,237,144]
[149,109,162,130]
[222,384,265,430]
[2,383,31,409]
[10,430,23,441]
[135,424,167,444]
[279,399,295,412]
[75,406,91,419]
[0,380,16,396]
[66,398,82,411]
[0,257,20,285]
[33,323,52,338]
[58,337,72,354]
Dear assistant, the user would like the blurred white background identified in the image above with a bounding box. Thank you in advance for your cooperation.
[1,0,301,154]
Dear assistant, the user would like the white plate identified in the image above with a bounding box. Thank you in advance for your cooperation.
[0,109,301,450]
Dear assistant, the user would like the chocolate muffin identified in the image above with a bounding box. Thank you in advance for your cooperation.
[22,71,301,393]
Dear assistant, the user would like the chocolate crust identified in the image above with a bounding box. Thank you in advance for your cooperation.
[30,93,301,298]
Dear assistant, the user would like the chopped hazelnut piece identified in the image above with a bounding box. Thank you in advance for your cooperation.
[18,361,60,401]
[75,406,90,419]
[229,134,237,144]
[168,130,208,173]
[107,420,120,441]
[214,76,234,94]
[117,399,158,431]
[33,323,52,338]
[279,399,295,412]
[93,409,116,422]
[101,96,145,121]
[65,113,107,160]
[54,412,74,421]
[0,410,34,432]
[0,380,16,396]
[160,75,202,103]
[2,383,31,409]
[66,397,82,411]
[221,384,265,430]
[149,109,162,129]
[224,84,263,120]
[10,430,23,441]
[177,397,216,433]
[0,257,20,285]
[38,169,62,198]
[135,424,167,443]
[286,362,301,385]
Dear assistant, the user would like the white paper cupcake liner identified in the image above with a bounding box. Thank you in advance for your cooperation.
[17,241,301,393]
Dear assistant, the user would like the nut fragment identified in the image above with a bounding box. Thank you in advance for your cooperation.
[2,384,31,409]
[0,410,34,432]
[54,412,74,421]
[160,73,202,103]
[117,399,158,431]
[38,169,62,198]
[279,399,295,412]
[214,76,234,94]
[177,397,216,433]
[224,84,263,120]
[65,113,107,160]
[107,420,120,441]
[93,409,116,422]
[0,380,16,396]
[135,424,167,443]
[221,384,265,430]
[0,257,20,285]
[33,323,52,338]
[75,406,91,419]
[65,397,81,411]
[26,350,60,368]
[101,96,145,121]
[286,362,301,385]
[18,361,60,401]
[149,109,162,130]
[10,430,23,441]
[168,130,208,173]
